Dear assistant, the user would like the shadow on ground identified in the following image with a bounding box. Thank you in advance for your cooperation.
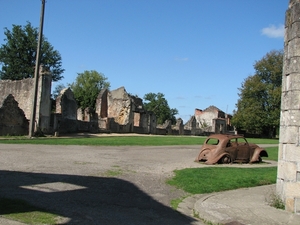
[0,170,196,225]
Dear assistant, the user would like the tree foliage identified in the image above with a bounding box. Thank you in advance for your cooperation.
[143,92,178,124]
[231,50,283,137]
[0,22,64,81]
[70,70,110,109]
[52,83,66,99]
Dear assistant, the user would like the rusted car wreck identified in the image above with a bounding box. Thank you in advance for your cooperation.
[195,134,268,164]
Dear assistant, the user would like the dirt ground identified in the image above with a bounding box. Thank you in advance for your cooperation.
[0,139,277,225]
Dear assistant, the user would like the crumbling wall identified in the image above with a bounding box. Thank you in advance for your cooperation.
[0,71,52,134]
[0,78,34,120]
[96,88,108,118]
[107,87,133,126]
[157,120,172,134]
[134,112,141,127]
[77,108,83,121]
[53,86,157,134]
[56,88,77,120]
[0,94,29,135]
[77,107,98,122]
[95,86,156,133]
[54,88,78,133]
[195,107,217,128]
[133,111,157,134]
[213,118,226,134]
[184,116,203,135]
[194,106,227,133]
[172,118,184,135]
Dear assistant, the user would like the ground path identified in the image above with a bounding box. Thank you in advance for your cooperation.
[0,140,277,225]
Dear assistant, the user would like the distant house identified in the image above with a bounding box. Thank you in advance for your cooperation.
[194,106,232,134]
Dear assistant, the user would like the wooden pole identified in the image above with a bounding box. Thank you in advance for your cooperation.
[29,0,45,137]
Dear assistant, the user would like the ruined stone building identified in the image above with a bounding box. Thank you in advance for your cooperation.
[277,0,300,214]
[55,86,157,134]
[52,87,79,133]
[194,106,232,134]
[184,116,200,135]
[95,86,156,134]
[0,69,52,135]
[0,70,231,136]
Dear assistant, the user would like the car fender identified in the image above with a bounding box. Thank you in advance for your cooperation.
[250,147,268,163]
[195,148,211,161]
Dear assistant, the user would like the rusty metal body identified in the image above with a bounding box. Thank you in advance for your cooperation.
[195,134,268,164]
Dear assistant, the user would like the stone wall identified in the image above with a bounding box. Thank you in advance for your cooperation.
[277,0,300,214]
[107,87,133,125]
[212,118,226,134]
[184,116,203,135]
[53,88,78,133]
[172,118,184,135]
[0,94,29,135]
[0,78,34,120]
[193,106,231,134]
[195,107,215,128]
[56,88,77,120]
[0,70,52,134]
[96,86,156,134]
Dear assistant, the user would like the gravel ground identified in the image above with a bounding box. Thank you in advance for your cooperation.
[0,141,277,225]
[0,144,203,225]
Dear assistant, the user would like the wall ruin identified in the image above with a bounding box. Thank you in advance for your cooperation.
[0,94,29,135]
[194,106,229,133]
[56,87,77,120]
[0,78,33,120]
[96,86,156,134]
[0,69,52,134]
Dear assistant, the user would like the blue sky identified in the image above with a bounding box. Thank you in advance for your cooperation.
[1,0,286,122]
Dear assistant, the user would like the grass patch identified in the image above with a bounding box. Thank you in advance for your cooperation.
[167,167,277,194]
[0,135,278,146]
[0,198,60,225]
[103,166,123,177]
[170,196,190,210]
[0,135,207,146]
[264,146,278,161]
[246,138,278,145]
[104,169,123,177]
[267,192,285,210]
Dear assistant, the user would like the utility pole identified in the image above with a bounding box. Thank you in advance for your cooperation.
[29,0,46,137]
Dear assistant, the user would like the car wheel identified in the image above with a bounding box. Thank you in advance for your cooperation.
[258,156,262,163]
[220,154,231,164]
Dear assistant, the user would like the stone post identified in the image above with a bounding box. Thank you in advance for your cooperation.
[36,66,52,133]
[277,0,300,214]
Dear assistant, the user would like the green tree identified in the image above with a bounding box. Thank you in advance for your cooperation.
[70,70,110,109]
[231,50,283,138]
[0,22,64,81]
[143,92,178,124]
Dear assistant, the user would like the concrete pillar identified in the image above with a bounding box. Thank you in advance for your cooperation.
[277,0,300,214]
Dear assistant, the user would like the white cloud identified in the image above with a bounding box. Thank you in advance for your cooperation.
[261,24,284,38]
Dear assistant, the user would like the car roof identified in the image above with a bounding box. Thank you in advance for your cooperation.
[207,134,244,140]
